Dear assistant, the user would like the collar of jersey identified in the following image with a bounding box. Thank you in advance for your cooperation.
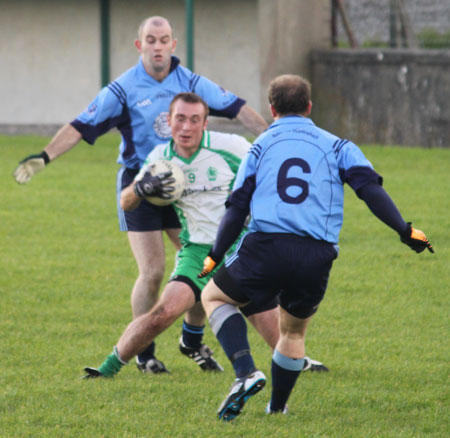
[169,56,181,72]
[272,115,315,128]
[168,130,210,164]
[138,56,180,79]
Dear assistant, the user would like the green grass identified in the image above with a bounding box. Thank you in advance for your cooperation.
[1,134,449,437]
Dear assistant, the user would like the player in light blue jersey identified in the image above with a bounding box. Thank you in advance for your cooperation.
[71,42,249,171]
[13,16,268,374]
[199,74,434,421]
[83,92,327,379]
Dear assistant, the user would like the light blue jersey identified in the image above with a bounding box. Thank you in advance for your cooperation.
[230,116,381,243]
[71,57,245,169]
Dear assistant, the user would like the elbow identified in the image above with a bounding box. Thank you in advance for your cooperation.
[120,197,135,212]
[120,184,141,211]
[120,198,128,211]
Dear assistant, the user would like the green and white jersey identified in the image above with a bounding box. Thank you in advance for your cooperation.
[143,130,251,245]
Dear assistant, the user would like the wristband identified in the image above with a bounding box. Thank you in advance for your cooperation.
[133,182,144,198]
[40,150,50,165]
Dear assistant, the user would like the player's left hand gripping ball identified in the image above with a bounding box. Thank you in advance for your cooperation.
[134,170,175,200]
[198,256,218,278]
[400,222,434,253]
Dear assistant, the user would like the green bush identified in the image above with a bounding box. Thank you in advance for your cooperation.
[417,28,450,49]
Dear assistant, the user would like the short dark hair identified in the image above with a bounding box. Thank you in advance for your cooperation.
[268,74,311,116]
[169,92,209,119]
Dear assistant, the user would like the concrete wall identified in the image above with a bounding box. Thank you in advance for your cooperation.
[0,0,100,126]
[0,0,330,135]
[108,0,260,110]
[311,49,450,147]
[258,0,330,119]
[0,0,260,132]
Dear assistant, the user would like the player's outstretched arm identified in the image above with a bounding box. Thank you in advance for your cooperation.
[13,124,82,184]
[235,104,268,136]
[357,182,434,253]
[399,222,434,253]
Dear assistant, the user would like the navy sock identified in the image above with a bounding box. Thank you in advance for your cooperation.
[137,341,155,363]
[181,320,204,349]
[270,350,304,412]
[216,312,255,378]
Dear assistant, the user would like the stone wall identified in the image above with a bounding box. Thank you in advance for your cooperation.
[311,49,450,147]
[338,0,450,45]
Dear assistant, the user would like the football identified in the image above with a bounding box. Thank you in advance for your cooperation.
[138,159,186,206]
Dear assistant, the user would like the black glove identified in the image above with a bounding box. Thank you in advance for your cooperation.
[13,151,50,184]
[134,170,176,200]
[400,222,434,253]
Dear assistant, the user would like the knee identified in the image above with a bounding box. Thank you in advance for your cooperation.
[138,264,165,285]
[147,303,177,333]
[200,281,219,314]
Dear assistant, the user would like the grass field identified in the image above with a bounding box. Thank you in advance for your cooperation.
[1,134,449,437]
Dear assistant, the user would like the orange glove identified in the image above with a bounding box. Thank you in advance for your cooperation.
[400,223,434,253]
[198,255,218,278]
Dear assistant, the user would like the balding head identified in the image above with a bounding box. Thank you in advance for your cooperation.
[268,74,311,116]
[138,16,173,40]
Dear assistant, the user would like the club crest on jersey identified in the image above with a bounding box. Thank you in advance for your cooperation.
[153,112,171,139]
[207,166,218,181]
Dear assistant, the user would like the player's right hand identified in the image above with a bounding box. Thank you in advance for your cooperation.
[134,170,176,199]
[198,255,218,278]
[13,151,50,184]
[400,222,434,253]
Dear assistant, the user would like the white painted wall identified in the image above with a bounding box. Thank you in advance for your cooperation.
[108,0,260,113]
[0,0,100,124]
[0,0,329,132]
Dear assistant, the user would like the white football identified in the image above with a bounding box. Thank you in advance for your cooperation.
[137,159,186,206]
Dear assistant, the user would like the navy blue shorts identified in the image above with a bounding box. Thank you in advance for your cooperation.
[214,232,338,319]
[240,297,280,317]
[116,167,181,232]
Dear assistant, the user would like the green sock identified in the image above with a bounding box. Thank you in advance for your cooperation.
[98,347,126,377]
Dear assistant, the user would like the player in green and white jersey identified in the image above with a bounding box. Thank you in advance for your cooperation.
[83,92,327,378]
[143,130,250,299]
[145,131,247,245]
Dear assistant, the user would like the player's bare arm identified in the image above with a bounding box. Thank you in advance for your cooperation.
[44,124,83,160]
[120,183,142,211]
[236,104,269,136]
